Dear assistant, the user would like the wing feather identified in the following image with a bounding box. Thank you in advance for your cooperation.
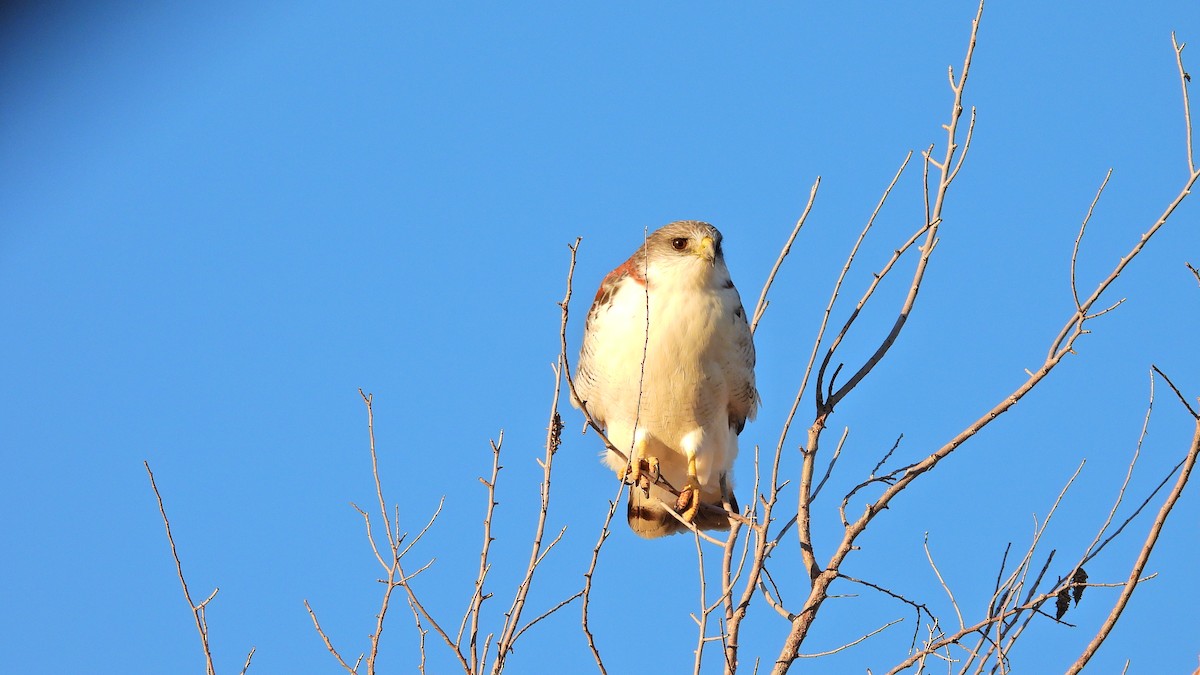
[572,250,648,428]
[725,296,758,434]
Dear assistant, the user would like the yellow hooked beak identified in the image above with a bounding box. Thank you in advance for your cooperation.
[697,235,716,265]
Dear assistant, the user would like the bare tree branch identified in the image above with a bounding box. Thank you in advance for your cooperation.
[751,177,821,333]
[1071,169,1114,311]
[489,331,572,672]
[796,619,902,658]
[1067,382,1200,670]
[1154,364,1200,419]
[304,599,357,674]
[460,435,503,672]
[145,461,226,675]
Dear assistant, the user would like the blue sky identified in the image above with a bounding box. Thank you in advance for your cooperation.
[3,2,1199,673]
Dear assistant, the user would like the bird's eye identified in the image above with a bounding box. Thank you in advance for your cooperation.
[671,237,688,251]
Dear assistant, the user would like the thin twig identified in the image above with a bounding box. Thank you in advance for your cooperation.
[238,647,256,675]
[839,573,935,649]
[559,240,615,675]
[1070,169,1114,312]
[490,333,570,673]
[511,590,585,645]
[1075,373,1157,571]
[925,534,964,631]
[796,619,902,658]
[799,151,915,574]
[751,177,821,333]
[304,599,357,674]
[350,391,465,674]
[1154,365,1200,419]
[460,435,503,671]
[581,493,618,675]
[145,461,218,675]
[1067,418,1200,672]
[407,596,429,675]
[693,531,709,675]
[809,427,848,503]
[360,390,397,674]
[1174,33,1196,174]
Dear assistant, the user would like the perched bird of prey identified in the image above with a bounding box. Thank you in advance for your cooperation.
[572,221,758,538]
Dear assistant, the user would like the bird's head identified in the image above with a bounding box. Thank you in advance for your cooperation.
[643,221,727,286]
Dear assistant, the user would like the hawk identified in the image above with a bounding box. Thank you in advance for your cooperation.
[573,221,758,538]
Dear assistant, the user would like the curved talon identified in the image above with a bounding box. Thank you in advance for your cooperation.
[621,461,639,485]
[675,478,702,522]
[622,457,660,497]
[673,452,702,522]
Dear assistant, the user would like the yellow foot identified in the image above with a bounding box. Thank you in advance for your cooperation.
[622,457,659,496]
[675,452,703,522]
[675,478,701,522]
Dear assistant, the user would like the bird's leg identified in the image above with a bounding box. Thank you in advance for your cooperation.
[675,430,703,522]
[719,472,738,514]
[621,430,657,496]
[643,456,660,493]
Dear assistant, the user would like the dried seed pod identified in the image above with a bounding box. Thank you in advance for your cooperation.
[1072,567,1088,605]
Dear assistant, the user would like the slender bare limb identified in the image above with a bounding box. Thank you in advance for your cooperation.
[796,619,902,658]
[809,427,848,503]
[361,390,399,674]
[1071,169,1114,311]
[557,241,617,675]
[581,491,619,675]
[238,647,256,675]
[1154,365,1200,419]
[838,573,935,649]
[970,499,1067,668]
[407,596,430,675]
[1067,402,1200,672]
[751,177,821,333]
[758,576,794,620]
[1174,33,1196,174]
[885,587,1068,675]
[312,392,466,674]
[796,151,915,575]
[1047,178,1200,362]
[1071,373,1157,572]
[460,435,502,672]
[949,107,977,182]
[364,392,396,558]
[692,531,709,675]
[812,149,920,411]
[925,534,964,631]
[974,461,1087,668]
[512,590,585,645]
[304,599,357,674]
[490,330,571,674]
[145,461,220,675]
[1087,456,1189,565]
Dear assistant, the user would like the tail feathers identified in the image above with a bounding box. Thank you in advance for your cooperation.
[627,489,684,538]
[626,487,739,539]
